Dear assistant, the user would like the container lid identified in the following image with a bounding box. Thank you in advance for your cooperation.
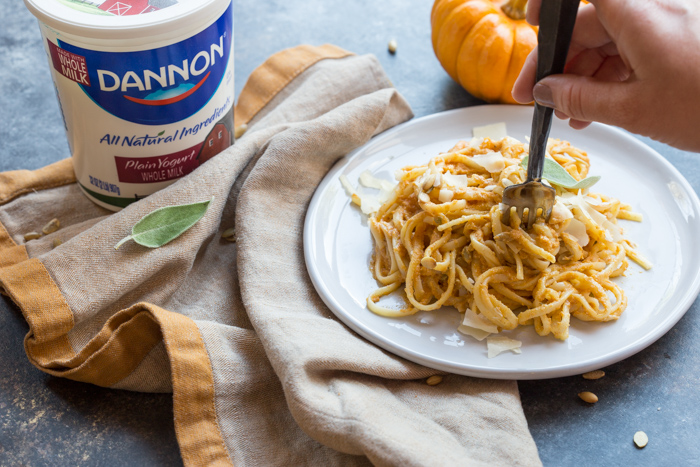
[24,0,230,40]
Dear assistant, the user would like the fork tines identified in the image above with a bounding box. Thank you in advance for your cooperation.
[500,180,556,229]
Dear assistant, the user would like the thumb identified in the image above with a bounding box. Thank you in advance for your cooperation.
[533,75,640,128]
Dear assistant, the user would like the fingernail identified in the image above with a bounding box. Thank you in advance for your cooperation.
[533,83,555,108]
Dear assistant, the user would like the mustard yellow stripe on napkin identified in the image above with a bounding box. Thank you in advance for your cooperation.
[0,222,28,268]
[150,305,232,466]
[0,158,75,206]
[0,258,76,367]
[234,44,353,126]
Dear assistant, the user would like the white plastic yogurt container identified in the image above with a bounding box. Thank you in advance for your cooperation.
[24,0,234,211]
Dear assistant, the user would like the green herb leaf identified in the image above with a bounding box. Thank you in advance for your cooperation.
[520,156,600,190]
[158,130,165,136]
[114,198,213,250]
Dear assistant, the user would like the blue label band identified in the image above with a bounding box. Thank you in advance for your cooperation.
[58,2,232,126]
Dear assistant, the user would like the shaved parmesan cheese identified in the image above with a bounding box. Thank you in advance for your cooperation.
[458,309,499,341]
[464,138,483,150]
[583,195,602,206]
[558,192,580,207]
[463,309,499,333]
[473,151,506,173]
[359,170,395,192]
[442,173,468,188]
[438,189,454,203]
[550,201,574,224]
[339,174,356,196]
[603,219,623,242]
[377,188,393,204]
[487,336,522,358]
[472,122,508,140]
[360,195,381,215]
[559,192,622,242]
[457,325,491,341]
[415,172,436,191]
[340,173,389,215]
[564,218,589,246]
[581,200,621,242]
[347,170,398,212]
[583,203,608,225]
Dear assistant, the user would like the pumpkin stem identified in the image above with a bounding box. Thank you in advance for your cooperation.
[501,0,528,20]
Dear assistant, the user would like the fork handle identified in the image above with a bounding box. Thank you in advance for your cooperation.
[527,104,554,181]
[527,0,580,182]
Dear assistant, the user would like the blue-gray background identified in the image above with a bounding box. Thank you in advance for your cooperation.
[1,1,698,465]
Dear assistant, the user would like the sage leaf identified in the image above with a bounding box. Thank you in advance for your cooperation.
[564,176,601,190]
[520,156,600,190]
[114,197,213,250]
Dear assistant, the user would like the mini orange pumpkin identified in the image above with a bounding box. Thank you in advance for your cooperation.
[431,0,536,104]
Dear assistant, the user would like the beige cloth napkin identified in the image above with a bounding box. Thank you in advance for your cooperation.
[0,45,541,466]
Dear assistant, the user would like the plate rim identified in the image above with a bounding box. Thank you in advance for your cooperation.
[303,105,700,380]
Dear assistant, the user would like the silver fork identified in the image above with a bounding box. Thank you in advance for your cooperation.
[501,0,580,228]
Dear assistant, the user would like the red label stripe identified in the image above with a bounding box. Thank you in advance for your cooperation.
[123,72,210,106]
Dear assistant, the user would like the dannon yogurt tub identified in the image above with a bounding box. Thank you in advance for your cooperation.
[24,0,234,211]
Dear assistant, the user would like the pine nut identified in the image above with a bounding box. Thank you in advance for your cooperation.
[221,228,236,242]
[582,370,605,380]
[23,232,41,241]
[633,431,648,448]
[578,391,598,404]
[421,257,437,269]
[42,218,60,235]
[426,375,442,386]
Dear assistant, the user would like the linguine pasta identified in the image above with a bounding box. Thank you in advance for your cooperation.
[362,136,651,341]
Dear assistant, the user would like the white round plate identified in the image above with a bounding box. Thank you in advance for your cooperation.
[303,105,700,380]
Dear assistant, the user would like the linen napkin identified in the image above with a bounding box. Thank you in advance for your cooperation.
[0,44,541,466]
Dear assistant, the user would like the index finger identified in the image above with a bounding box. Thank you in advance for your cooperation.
[525,0,542,25]
[526,0,615,26]
[527,2,612,52]
[570,3,611,50]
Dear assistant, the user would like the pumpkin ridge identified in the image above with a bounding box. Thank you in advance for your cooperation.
[432,0,472,50]
[436,1,496,81]
[431,0,451,24]
[477,18,515,102]
[455,12,502,100]
[500,22,537,103]
[495,21,517,103]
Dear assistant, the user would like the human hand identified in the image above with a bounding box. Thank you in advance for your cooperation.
[512,0,700,152]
